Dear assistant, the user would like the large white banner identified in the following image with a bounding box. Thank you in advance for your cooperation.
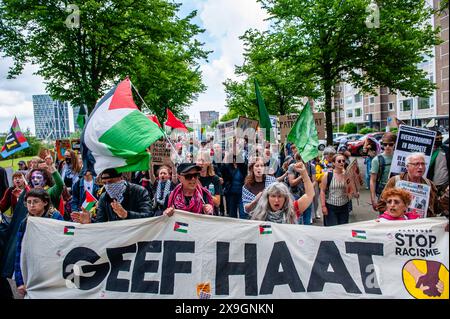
[22,211,449,299]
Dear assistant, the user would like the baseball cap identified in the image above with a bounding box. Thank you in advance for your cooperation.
[177,163,201,175]
[100,168,122,179]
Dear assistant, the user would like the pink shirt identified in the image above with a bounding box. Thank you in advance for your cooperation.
[379,211,420,220]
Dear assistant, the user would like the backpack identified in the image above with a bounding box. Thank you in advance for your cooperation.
[375,155,386,196]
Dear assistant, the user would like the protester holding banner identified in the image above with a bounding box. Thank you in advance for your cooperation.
[377,188,420,221]
[14,188,64,297]
[427,130,449,196]
[377,152,438,217]
[370,132,396,210]
[152,165,176,215]
[77,168,154,223]
[163,163,214,216]
[251,162,314,224]
[320,153,352,226]
[0,172,29,222]
[242,157,277,218]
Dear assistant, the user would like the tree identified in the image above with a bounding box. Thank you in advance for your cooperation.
[0,0,209,118]
[255,0,442,144]
[343,123,357,134]
[224,29,319,118]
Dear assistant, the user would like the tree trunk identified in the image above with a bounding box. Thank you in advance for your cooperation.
[324,78,333,146]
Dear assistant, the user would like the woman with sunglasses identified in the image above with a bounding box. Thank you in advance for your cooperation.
[14,188,64,297]
[163,163,214,216]
[370,132,396,210]
[320,153,353,226]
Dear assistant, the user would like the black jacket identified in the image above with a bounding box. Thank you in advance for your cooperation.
[94,182,154,222]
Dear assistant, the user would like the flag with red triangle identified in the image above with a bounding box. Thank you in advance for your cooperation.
[147,114,162,128]
[165,109,188,132]
[82,78,164,175]
[82,190,97,212]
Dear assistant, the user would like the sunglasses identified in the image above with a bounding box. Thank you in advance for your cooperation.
[182,173,200,180]
[382,143,394,147]
[336,160,346,163]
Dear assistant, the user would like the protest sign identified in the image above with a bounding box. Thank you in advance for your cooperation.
[390,125,436,177]
[279,113,325,143]
[22,211,448,299]
[55,140,72,160]
[344,159,364,199]
[150,139,172,165]
[395,180,431,218]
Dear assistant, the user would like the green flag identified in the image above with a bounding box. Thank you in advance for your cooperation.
[76,105,87,129]
[254,79,272,142]
[287,101,319,162]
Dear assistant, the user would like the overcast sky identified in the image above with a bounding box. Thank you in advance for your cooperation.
[0,0,269,134]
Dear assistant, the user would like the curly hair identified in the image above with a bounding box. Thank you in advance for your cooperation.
[28,168,54,188]
[381,188,412,207]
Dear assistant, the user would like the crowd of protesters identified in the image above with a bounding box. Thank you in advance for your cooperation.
[0,126,448,299]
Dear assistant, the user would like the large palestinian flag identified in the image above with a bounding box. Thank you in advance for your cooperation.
[82,78,164,175]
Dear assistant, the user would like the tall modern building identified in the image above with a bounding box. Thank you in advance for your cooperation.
[332,0,449,131]
[32,94,70,140]
[200,111,220,126]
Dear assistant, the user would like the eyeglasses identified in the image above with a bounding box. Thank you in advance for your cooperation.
[182,173,200,180]
[382,143,394,147]
[336,160,346,163]
[26,199,43,206]
[408,162,426,167]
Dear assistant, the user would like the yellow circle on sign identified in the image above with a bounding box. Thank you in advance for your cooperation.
[402,259,449,299]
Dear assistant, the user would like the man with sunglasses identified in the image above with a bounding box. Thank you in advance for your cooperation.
[163,163,214,216]
[370,132,396,210]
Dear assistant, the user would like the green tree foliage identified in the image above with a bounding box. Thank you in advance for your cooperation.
[359,127,376,134]
[224,29,320,118]
[241,0,442,144]
[343,123,357,134]
[0,0,209,119]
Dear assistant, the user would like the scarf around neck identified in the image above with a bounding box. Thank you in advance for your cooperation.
[266,210,287,224]
[155,180,172,205]
[167,183,213,214]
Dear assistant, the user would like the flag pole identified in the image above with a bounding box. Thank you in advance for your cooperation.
[130,81,182,163]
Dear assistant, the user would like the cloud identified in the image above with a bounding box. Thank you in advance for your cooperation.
[0,57,46,134]
[186,0,269,121]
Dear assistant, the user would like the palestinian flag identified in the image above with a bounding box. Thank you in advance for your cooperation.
[174,221,188,233]
[64,226,75,236]
[81,190,97,212]
[82,78,164,175]
[352,230,367,240]
[259,224,272,235]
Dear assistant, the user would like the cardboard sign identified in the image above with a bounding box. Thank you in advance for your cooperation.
[150,139,172,165]
[278,112,325,143]
[236,116,259,132]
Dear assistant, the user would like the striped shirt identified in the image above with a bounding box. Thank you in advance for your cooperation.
[242,175,277,214]
[326,173,349,207]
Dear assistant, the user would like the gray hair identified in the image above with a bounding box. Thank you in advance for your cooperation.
[405,152,426,166]
[323,146,336,156]
[250,182,297,224]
